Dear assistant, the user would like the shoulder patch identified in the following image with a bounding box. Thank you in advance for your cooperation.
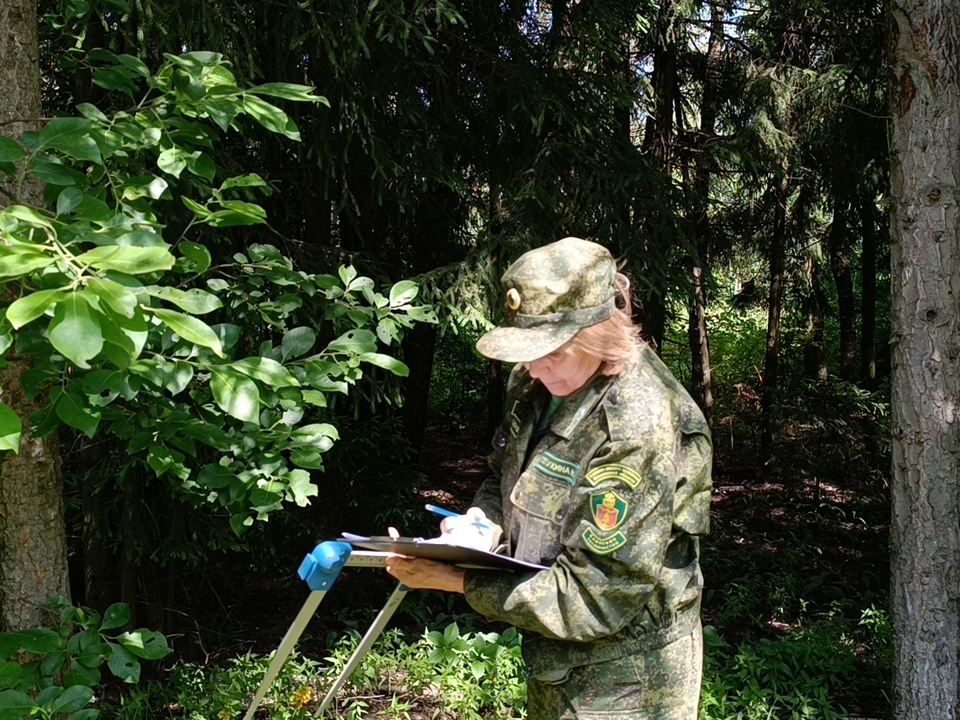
[534,451,580,485]
[585,463,642,489]
[582,527,627,555]
[590,490,628,531]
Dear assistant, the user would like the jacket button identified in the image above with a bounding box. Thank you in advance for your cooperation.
[555,510,565,522]
[495,434,507,449]
[609,391,619,405]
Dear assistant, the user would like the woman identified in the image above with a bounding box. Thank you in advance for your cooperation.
[386,236,712,719]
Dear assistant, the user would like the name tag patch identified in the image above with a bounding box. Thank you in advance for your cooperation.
[582,527,627,555]
[534,451,580,486]
[585,463,642,489]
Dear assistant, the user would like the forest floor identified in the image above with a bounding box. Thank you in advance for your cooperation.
[179,412,891,719]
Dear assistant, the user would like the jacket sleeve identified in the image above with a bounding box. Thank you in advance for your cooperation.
[463,442,675,641]
[464,396,712,642]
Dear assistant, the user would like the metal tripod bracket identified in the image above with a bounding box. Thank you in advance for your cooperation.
[242,541,406,720]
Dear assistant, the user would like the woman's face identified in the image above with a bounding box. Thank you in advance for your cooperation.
[525,342,601,397]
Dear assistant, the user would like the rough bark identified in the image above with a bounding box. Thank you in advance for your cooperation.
[888,0,960,717]
[0,0,72,631]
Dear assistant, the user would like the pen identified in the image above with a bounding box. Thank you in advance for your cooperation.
[425,503,460,519]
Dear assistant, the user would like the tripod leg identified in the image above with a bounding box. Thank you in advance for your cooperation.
[314,582,408,718]
[242,591,325,720]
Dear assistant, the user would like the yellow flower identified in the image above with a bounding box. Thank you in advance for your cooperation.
[290,686,313,710]
[218,710,233,720]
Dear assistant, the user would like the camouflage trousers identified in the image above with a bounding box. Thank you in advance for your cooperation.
[524,625,703,720]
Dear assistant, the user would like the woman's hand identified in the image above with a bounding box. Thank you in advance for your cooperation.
[385,556,466,594]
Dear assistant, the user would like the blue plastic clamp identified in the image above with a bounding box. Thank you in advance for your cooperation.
[297,541,352,591]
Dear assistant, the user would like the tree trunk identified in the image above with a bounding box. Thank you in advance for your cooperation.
[687,0,726,429]
[760,175,789,467]
[888,1,960,717]
[637,0,678,354]
[827,195,858,381]
[0,0,71,631]
[801,252,828,380]
[860,199,878,387]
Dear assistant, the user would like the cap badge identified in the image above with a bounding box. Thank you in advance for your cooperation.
[506,288,522,311]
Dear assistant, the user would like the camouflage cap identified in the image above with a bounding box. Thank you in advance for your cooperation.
[476,237,616,363]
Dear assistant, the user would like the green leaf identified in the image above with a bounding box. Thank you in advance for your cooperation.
[248,83,327,102]
[106,642,140,683]
[101,603,131,631]
[0,250,53,278]
[39,118,102,163]
[407,306,438,323]
[0,138,24,163]
[0,662,20,691]
[389,280,419,306]
[51,685,94,714]
[117,53,149,77]
[286,469,318,506]
[219,173,267,189]
[301,389,327,407]
[181,196,211,219]
[0,690,36,720]
[185,151,216,181]
[7,628,61,654]
[241,95,301,140]
[151,308,223,356]
[28,155,87,185]
[86,277,138,318]
[76,246,175,274]
[76,103,109,123]
[231,357,300,388]
[179,241,211,272]
[289,423,339,451]
[6,288,67,328]
[145,286,222,314]
[81,369,125,406]
[56,187,84,215]
[49,296,103,368]
[210,368,259,423]
[198,464,235,489]
[0,405,22,454]
[327,329,377,354]
[53,387,101,438]
[281,327,316,359]
[359,352,409,377]
[157,148,187,178]
[115,629,171,660]
[66,709,99,720]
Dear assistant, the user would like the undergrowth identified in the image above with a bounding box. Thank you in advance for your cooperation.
[101,607,890,720]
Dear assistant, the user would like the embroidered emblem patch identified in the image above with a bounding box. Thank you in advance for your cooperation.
[509,400,522,438]
[590,490,628,531]
[535,451,580,486]
[582,527,627,555]
[585,463,642,489]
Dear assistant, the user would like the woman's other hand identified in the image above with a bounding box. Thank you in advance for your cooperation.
[385,556,466,594]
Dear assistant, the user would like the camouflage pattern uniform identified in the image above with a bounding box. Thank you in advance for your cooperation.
[465,237,713,719]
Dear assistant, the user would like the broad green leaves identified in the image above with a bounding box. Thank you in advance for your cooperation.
[0,50,439,533]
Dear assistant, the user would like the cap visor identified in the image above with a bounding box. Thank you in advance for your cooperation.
[476,325,579,363]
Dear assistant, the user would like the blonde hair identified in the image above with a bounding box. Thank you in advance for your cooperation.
[569,273,642,375]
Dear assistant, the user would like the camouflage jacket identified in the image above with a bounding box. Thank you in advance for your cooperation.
[462,345,713,678]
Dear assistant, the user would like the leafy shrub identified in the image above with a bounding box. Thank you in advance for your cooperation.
[0,598,170,720]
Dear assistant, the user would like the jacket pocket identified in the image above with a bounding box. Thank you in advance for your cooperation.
[510,469,571,564]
